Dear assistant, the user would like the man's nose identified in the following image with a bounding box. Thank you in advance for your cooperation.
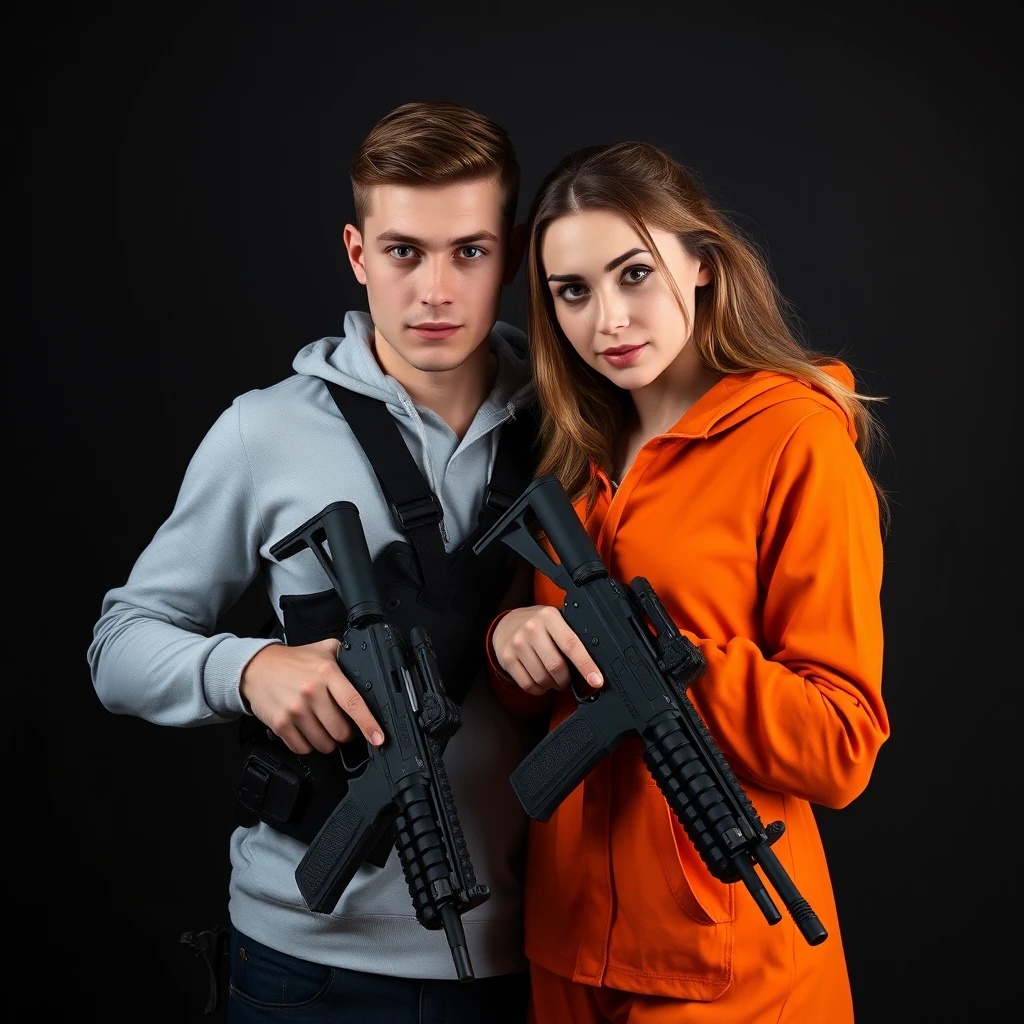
[421,258,455,307]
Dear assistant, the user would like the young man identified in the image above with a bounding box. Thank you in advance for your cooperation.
[88,101,537,1023]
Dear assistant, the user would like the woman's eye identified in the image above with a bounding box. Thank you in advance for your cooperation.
[623,265,652,285]
[459,246,484,259]
[389,246,416,260]
[557,283,588,302]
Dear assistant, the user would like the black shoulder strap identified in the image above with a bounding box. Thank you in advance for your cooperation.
[471,400,541,540]
[323,381,451,610]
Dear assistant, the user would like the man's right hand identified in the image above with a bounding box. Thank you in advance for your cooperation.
[492,605,603,697]
[240,639,385,755]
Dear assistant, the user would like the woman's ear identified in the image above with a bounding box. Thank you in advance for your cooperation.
[696,261,713,287]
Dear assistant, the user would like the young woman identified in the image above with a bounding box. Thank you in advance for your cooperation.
[485,142,890,1023]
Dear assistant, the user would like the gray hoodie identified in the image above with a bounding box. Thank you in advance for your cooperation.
[87,311,538,978]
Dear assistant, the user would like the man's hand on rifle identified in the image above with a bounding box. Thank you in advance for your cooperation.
[492,605,604,696]
[240,639,385,755]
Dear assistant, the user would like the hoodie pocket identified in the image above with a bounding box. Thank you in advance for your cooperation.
[645,776,736,926]
[604,747,733,995]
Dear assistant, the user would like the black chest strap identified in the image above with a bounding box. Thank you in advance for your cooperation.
[323,380,537,611]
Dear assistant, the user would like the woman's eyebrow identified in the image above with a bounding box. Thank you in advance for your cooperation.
[547,247,650,282]
[604,247,647,272]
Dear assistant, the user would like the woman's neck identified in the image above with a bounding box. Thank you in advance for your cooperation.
[614,344,721,481]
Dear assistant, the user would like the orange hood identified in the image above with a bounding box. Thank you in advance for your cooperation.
[669,360,858,446]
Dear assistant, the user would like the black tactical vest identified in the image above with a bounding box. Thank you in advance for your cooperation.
[235,380,538,844]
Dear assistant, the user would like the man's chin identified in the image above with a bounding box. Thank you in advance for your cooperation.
[373,325,489,376]
[404,336,489,374]
[407,353,471,374]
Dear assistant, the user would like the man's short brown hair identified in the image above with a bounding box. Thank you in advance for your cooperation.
[351,101,520,230]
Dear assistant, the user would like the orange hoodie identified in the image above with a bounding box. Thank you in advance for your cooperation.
[487,364,888,1021]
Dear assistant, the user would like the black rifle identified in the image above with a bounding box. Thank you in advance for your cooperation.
[270,501,489,981]
[472,476,827,946]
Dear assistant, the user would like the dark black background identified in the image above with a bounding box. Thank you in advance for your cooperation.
[10,1,1016,1020]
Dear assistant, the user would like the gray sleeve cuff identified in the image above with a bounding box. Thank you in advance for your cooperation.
[203,636,283,717]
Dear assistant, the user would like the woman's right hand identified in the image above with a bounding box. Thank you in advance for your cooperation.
[492,605,604,696]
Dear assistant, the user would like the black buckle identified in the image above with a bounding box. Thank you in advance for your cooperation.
[392,494,444,531]
[483,484,517,513]
[237,749,308,825]
[237,757,271,817]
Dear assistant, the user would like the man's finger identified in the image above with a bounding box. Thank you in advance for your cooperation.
[320,661,384,746]
[308,696,358,746]
[275,725,314,756]
[314,637,342,657]
[329,677,385,747]
[297,712,349,756]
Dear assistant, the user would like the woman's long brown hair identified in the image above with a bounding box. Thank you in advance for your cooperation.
[526,142,888,523]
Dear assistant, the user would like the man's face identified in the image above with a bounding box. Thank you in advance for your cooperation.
[345,176,514,376]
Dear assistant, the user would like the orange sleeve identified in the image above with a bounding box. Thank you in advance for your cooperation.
[685,410,888,809]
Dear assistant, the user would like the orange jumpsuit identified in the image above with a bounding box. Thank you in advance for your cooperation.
[487,365,888,1023]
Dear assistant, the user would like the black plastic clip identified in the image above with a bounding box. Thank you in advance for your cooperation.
[391,494,444,531]
[483,484,518,514]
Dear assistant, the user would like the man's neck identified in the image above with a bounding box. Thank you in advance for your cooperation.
[372,328,497,441]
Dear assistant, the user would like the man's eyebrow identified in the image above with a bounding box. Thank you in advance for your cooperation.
[449,231,499,246]
[376,231,426,246]
[547,247,650,283]
[375,230,499,246]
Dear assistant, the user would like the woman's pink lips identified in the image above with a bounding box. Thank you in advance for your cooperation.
[601,343,647,367]
[411,323,461,340]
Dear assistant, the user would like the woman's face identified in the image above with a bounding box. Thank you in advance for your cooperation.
[541,209,711,389]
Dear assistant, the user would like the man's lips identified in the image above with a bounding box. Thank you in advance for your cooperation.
[410,322,462,339]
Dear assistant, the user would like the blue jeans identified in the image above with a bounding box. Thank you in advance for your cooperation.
[226,928,530,1023]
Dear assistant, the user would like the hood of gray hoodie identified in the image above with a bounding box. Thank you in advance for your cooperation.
[294,309,533,417]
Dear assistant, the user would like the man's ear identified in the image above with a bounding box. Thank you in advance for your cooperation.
[343,224,367,286]
[502,222,528,286]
